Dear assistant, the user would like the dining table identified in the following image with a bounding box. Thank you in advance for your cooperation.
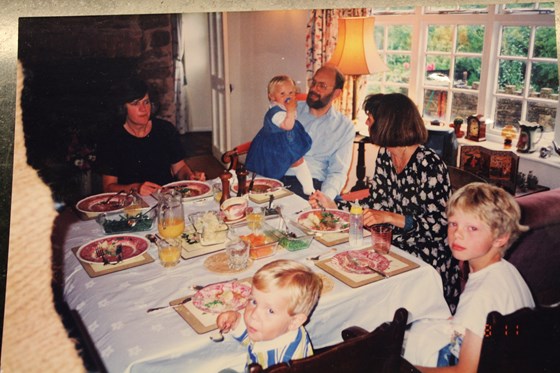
[57,179,452,373]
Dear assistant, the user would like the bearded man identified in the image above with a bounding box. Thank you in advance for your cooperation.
[282,65,355,200]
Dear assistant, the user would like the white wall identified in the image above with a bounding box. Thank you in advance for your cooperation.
[181,13,212,132]
[226,10,309,148]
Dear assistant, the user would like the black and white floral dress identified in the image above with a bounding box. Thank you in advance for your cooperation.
[357,145,460,312]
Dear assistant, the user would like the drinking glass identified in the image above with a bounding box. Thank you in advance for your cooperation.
[246,206,264,231]
[369,224,393,254]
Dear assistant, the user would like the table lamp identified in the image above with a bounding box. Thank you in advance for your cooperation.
[327,17,389,121]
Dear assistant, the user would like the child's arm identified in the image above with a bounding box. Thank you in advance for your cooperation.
[216,311,241,333]
[278,97,297,131]
[415,329,482,373]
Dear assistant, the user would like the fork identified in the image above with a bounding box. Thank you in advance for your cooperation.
[96,248,110,265]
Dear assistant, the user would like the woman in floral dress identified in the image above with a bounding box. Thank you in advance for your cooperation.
[310,93,460,312]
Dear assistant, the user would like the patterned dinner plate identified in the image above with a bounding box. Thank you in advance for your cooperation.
[76,234,150,264]
[192,281,252,313]
[297,209,350,233]
[331,250,391,275]
[76,192,133,218]
[231,177,283,194]
[161,180,212,201]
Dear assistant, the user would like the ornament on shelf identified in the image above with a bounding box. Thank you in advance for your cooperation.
[501,125,517,149]
[450,117,464,138]
[466,114,486,142]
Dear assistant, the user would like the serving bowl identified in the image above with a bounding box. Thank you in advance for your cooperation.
[188,211,229,246]
[220,197,248,221]
[95,207,156,234]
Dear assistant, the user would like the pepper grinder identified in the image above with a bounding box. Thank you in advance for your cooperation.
[219,170,232,205]
[236,166,249,196]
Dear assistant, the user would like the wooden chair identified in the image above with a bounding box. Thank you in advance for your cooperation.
[478,304,560,373]
[221,141,252,171]
[248,308,409,373]
[448,165,487,192]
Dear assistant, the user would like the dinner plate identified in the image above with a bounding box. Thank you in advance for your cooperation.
[192,281,252,313]
[76,192,133,218]
[76,234,150,264]
[231,177,283,194]
[297,209,350,233]
[331,250,391,275]
[161,180,212,202]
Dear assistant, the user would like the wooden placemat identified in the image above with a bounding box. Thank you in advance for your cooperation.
[180,225,228,260]
[314,251,419,288]
[308,228,371,247]
[248,188,293,204]
[76,197,150,221]
[317,273,334,295]
[173,278,252,334]
[72,246,154,277]
[203,252,254,274]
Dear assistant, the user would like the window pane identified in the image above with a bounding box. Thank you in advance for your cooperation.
[457,25,484,53]
[527,100,557,132]
[374,26,384,50]
[531,61,559,95]
[427,25,453,52]
[454,57,482,88]
[498,59,526,94]
[385,86,408,95]
[495,97,522,128]
[533,26,557,58]
[387,25,411,50]
[386,54,411,83]
[423,89,448,120]
[500,26,530,57]
[426,55,452,86]
[451,92,478,120]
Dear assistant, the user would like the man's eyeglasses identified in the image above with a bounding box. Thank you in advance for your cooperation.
[308,80,333,91]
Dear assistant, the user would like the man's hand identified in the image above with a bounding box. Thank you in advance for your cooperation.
[137,181,162,196]
[309,190,337,209]
[190,171,206,181]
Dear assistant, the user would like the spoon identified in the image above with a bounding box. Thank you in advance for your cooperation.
[209,328,224,342]
[128,204,158,227]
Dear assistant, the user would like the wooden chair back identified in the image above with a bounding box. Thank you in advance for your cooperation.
[248,308,409,373]
[221,141,252,171]
[448,165,487,192]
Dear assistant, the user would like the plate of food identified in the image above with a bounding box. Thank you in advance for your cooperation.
[192,281,252,313]
[297,209,350,233]
[331,250,391,275]
[76,192,133,218]
[76,234,150,264]
[231,177,283,194]
[161,180,212,202]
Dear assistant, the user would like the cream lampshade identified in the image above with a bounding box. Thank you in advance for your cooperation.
[327,17,389,120]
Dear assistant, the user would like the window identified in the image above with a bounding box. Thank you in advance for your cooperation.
[370,3,558,137]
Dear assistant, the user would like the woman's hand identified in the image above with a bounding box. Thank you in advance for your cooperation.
[309,190,337,210]
[216,311,240,333]
[363,209,404,228]
[137,181,161,196]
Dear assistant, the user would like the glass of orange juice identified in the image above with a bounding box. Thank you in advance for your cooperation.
[157,239,181,268]
[246,207,264,231]
[157,190,185,239]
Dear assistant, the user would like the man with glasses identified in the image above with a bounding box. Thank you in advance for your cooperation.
[282,65,355,200]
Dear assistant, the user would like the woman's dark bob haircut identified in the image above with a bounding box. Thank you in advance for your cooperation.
[363,93,428,147]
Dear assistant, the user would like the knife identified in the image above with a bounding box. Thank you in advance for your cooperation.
[190,277,239,291]
[349,256,390,278]
[248,172,256,193]
[146,296,193,313]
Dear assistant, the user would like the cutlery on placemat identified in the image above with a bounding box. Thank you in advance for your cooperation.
[307,248,337,261]
[190,277,238,292]
[146,296,192,313]
[348,255,390,278]
[248,172,256,192]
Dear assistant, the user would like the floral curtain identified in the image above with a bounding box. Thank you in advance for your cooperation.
[305,8,373,118]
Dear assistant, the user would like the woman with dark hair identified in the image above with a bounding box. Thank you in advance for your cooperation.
[96,78,205,196]
[310,93,460,312]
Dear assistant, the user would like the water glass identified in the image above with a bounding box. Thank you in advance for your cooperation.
[369,224,393,254]
[225,238,249,271]
[157,238,181,268]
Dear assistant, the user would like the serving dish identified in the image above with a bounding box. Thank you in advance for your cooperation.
[96,207,156,234]
[188,211,229,246]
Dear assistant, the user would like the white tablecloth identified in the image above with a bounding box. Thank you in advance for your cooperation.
[59,192,451,373]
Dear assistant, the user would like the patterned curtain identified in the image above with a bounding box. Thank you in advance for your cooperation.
[305,8,373,118]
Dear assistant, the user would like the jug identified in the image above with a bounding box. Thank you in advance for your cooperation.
[155,189,185,239]
[517,122,544,153]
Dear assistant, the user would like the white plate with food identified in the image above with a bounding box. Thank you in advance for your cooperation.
[192,281,252,313]
[231,177,283,195]
[297,209,350,233]
[161,180,212,202]
[76,192,133,219]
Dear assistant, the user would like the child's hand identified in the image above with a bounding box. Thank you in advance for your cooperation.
[216,311,240,333]
[284,95,297,112]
